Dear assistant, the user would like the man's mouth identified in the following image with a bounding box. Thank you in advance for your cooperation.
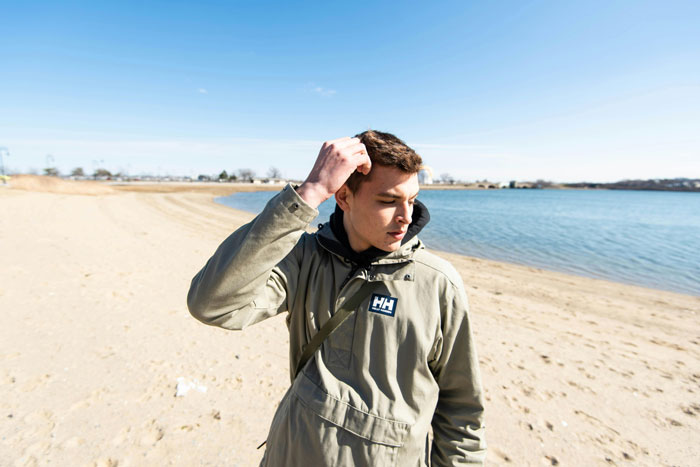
[388,230,407,240]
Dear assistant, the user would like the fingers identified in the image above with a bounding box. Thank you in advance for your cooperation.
[357,153,372,175]
[322,138,367,161]
[343,142,366,156]
[338,141,371,175]
[356,151,371,175]
[323,136,355,149]
[337,137,361,148]
[320,136,371,175]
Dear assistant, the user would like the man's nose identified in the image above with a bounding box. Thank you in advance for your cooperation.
[396,202,412,224]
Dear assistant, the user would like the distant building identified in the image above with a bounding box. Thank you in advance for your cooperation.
[264,178,286,184]
[418,166,433,184]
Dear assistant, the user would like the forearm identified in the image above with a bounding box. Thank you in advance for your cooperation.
[187,184,317,329]
[188,134,369,328]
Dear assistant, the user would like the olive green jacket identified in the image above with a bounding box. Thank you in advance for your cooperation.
[188,184,486,466]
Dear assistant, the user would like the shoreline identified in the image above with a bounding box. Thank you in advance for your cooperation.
[427,245,700,299]
[212,183,700,299]
[2,179,699,465]
[8,175,699,298]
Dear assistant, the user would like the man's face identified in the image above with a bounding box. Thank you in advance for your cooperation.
[337,165,420,253]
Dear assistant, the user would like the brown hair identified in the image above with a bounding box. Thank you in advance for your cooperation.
[345,130,423,192]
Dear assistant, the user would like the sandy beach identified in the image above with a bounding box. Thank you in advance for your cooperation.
[1,176,699,466]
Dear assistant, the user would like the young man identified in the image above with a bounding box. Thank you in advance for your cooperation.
[188,130,486,466]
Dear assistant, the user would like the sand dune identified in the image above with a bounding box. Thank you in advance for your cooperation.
[1,178,698,466]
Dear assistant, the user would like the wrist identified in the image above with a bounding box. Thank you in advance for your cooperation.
[295,182,330,208]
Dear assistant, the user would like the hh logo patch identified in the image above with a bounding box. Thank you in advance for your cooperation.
[369,294,398,317]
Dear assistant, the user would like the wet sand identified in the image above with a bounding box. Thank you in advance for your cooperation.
[1,177,699,466]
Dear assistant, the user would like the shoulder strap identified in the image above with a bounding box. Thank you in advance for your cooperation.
[294,280,374,378]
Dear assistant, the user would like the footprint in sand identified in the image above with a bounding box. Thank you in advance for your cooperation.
[19,410,55,444]
[14,456,39,467]
[680,403,700,416]
[519,384,535,398]
[111,426,132,446]
[566,380,596,395]
[92,458,119,467]
[139,419,164,446]
[20,373,53,392]
[490,447,513,463]
[61,436,85,450]
[69,387,109,412]
[22,440,51,463]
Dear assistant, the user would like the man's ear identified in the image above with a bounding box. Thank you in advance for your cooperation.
[335,184,352,212]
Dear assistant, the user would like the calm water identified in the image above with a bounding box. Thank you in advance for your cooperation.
[216,189,700,296]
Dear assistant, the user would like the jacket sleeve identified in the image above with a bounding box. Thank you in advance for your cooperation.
[187,184,318,330]
[429,280,486,466]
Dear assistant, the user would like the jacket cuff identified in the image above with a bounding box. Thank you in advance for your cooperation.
[278,183,319,224]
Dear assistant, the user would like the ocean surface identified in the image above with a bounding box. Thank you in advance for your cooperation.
[216,189,700,296]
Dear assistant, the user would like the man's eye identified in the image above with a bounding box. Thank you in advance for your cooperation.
[379,200,394,205]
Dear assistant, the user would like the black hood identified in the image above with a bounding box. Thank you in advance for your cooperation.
[318,199,430,268]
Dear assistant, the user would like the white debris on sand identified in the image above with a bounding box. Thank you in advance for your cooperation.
[175,377,208,397]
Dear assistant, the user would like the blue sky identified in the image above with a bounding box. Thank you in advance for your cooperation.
[2,0,699,182]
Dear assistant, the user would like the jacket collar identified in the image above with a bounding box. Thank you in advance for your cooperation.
[316,199,430,267]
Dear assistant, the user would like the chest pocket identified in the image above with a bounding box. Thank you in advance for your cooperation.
[323,309,357,370]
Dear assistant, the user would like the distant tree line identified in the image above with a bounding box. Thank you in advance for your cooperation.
[43,166,118,179]
[563,178,700,192]
[215,167,284,182]
[217,168,256,182]
[42,166,700,193]
[41,165,286,183]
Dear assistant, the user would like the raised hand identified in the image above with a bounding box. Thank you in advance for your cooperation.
[296,137,371,208]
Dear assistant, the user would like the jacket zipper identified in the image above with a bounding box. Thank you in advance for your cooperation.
[339,264,362,291]
[335,264,366,313]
